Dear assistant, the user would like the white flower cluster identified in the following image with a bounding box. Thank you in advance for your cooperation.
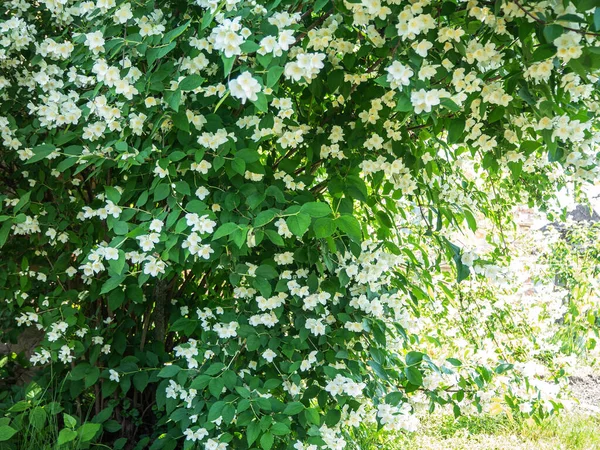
[376,403,419,432]
[229,71,261,104]
[213,321,239,339]
[209,16,249,58]
[28,90,82,129]
[284,52,326,83]
[554,31,583,62]
[174,339,200,369]
[182,232,214,259]
[166,379,198,408]
[386,61,413,89]
[325,374,366,398]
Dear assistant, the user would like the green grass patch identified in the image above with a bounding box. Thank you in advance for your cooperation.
[347,412,600,450]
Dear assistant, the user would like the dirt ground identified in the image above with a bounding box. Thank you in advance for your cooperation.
[570,373,600,414]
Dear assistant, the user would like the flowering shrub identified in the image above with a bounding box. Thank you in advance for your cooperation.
[1,0,600,449]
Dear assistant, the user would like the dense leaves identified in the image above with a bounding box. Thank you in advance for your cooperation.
[1,0,600,449]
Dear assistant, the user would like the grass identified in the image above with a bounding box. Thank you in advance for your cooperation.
[348,411,600,450]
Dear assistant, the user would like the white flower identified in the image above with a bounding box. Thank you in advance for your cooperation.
[191,160,212,174]
[103,247,119,260]
[274,252,294,265]
[262,349,277,362]
[144,256,167,277]
[109,369,120,382]
[84,31,105,54]
[149,219,164,233]
[58,345,74,364]
[386,61,413,88]
[410,88,449,114]
[195,186,210,200]
[184,427,209,442]
[113,3,133,24]
[229,72,262,104]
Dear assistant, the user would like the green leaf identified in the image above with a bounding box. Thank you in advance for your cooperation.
[147,42,176,66]
[213,222,238,240]
[283,402,304,415]
[222,55,235,77]
[26,144,56,164]
[447,118,465,144]
[405,367,423,386]
[108,289,125,310]
[240,40,260,53]
[105,186,122,203]
[0,221,12,249]
[13,191,31,213]
[543,24,563,43]
[246,334,261,352]
[174,180,191,195]
[78,423,101,442]
[324,409,341,427]
[304,408,320,425]
[157,365,181,378]
[266,66,285,88]
[196,364,220,378]
[57,428,77,446]
[136,191,149,207]
[56,157,78,172]
[201,9,216,29]
[254,210,277,227]
[255,264,278,279]
[286,213,311,237]
[209,377,225,398]
[335,215,362,243]
[265,230,284,246]
[386,392,404,406]
[29,407,47,430]
[133,371,149,392]
[260,432,274,450]
[162,20,190,43]
[313,217,336,239]
[236,148,260,163]
[0,425,17,441]
[231,157,246,175]
[532,44,557,62]
[154,183,170,202]
[100,275,126,294]
[345,176,368,202]
[406,351,423,366]
[70,363,91,381]
[103,420,121,433]
[440,98,461,112]
[252,93,268,112]
[164,89,182,112]
[208,401,225,421]
[395,95,413,112]
[172,110,190,132]
[92,406,114,424]
[247,421,260,446]
[63,413,77,429]
[113,221,128,235]
[300,202,332,218]
[179,75,204,91]
[314,0,329,12]
[85,367,100,388]
[556,13,586,23]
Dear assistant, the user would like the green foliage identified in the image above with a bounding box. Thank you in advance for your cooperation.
[0,0,599,449]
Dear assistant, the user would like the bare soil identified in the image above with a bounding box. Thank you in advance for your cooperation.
[570,374,600,414]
